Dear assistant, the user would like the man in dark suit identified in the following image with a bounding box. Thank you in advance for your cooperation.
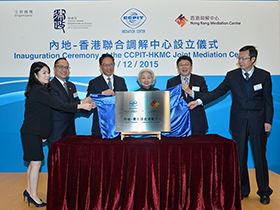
[167,55,208,134]
[48,58,93,150]
[188,46,273,204]
[87,54,128,135]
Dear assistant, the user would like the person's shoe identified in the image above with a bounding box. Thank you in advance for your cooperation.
[27,196,47,208]
[241,194,248,200]
[260,195,270,204]
[23,190,30,201]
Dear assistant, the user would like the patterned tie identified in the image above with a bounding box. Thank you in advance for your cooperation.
[245,72,249,81]
[184,77,188,84]
[184,77,188,96]
[63,82,69,95]
[107,78,113,90]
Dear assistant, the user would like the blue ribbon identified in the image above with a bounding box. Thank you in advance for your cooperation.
[90,84,192,139]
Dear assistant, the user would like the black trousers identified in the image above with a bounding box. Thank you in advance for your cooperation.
[232,119,272,197]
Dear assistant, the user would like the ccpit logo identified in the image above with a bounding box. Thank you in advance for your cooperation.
[120,8,147,29]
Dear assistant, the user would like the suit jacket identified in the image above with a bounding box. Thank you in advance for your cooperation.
[87,74,127,135]
[201,67,273,134]
[20,83,77,139]
[167,74,208,133]
[47,77,80,144]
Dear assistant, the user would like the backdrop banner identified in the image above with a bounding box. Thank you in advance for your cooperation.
[0,0,279,173]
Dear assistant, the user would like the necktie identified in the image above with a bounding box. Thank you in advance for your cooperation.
[63,82,69,95]
[245,72,249,81]
[184,77,188,96]
[107,78,113,90]
[184,77,188,84]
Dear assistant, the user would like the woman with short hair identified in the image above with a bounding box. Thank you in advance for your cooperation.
[136,68,159,91]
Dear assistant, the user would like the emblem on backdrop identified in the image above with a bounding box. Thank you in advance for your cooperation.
[175,14,188,27]
[121,8,147,29]
[53,9,66,33]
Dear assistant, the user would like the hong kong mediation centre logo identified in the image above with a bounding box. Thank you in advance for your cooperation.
[175,14,188,27]
[120,8,147,29]
[53,9,66,33]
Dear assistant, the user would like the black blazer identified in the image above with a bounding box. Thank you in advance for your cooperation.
[48,77,80,144]
[167,74,209,133]
[87,74,127,94]
[136,86,159,91]
[201,67,273,134]
[21,83,77,139]
[86,74,127,135]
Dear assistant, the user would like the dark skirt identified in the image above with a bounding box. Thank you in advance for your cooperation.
[21,132,44,161]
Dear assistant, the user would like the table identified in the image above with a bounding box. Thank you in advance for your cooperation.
[47,134,241,210]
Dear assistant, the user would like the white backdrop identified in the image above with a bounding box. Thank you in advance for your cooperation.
[0,0,280,173]
[0,0,279,77]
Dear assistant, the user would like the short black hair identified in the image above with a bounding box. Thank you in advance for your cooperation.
[239,45,258,61]
[54,57,68,67]
[99,54,114,65]
[176,55,193,66]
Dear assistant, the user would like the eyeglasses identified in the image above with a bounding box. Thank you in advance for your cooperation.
[178,63,190,67]
[237,57,251,61]
[55,65,70,70]
[101,63,114,67]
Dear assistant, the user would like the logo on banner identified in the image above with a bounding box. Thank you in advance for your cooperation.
[129,100,138,109]
[175,14,241,27]
[121,8,147,29]
[175,14,188,27]
[150,100,159,109]
[53,9,66,33]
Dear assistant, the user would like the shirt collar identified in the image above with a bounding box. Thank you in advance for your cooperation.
[180,74,191,83]
[102,74,113,80]
[242,66,254,79]
[55,76,66,86]
[102,74,114,87]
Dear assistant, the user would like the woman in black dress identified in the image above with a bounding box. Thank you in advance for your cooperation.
[136,68,159,91]
[20,62,93,207]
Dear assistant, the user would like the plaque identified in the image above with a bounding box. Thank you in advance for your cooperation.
[115,91,171,135]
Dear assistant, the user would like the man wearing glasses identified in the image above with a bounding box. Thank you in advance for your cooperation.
[48,58,93,151]
[188,45,273,204]
[166,55,209,135]
[87,54,128,135]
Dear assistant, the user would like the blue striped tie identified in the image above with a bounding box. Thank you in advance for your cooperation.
[107,78,113,90]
